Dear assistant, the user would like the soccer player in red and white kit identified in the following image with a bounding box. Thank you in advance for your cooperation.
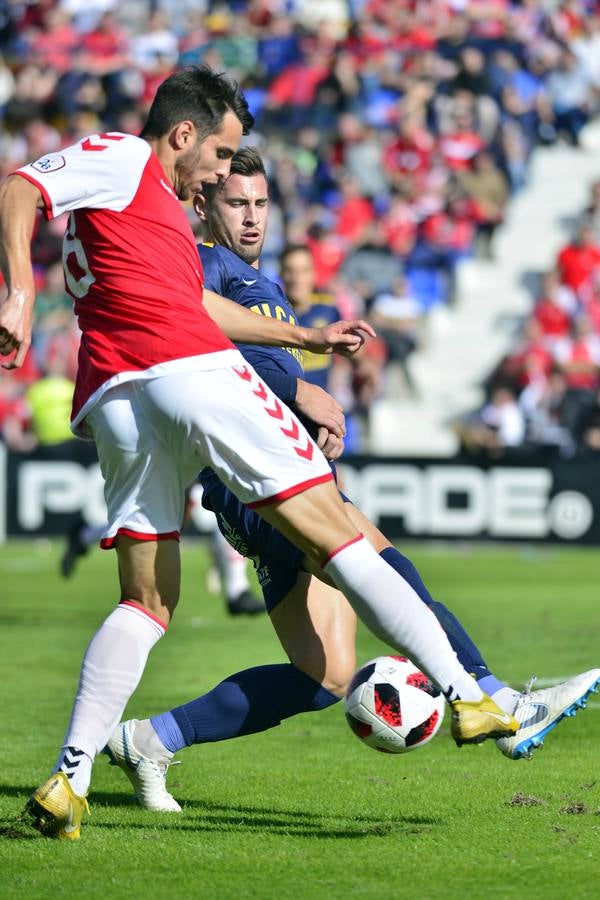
[0,66,518,841]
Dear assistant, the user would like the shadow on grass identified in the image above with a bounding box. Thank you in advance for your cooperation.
[91,817,434,839]
[94,795,438,839]
[0,822,39,841]
[0,784,439,840]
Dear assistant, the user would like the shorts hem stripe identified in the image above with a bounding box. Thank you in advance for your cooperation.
[100,528,180,549]
[247,472,334,509]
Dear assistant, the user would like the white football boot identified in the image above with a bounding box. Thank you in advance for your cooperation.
[496,669,600,760]
[105,720,182,812]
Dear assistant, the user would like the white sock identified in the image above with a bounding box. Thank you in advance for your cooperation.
[324,537,483,701]
[54,603,165,794]
[213,528,250,599]
[490,686,521,715]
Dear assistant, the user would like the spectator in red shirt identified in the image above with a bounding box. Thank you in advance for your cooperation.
[580,273,600,332]
[27,8,79,75]
[553,314,600,391]
[264,46,332,130]
[557,222,600,295]
[381,189,419,258]
[439,111,486,171]
[334,173,375,246]
[305,223,346,290]
[408,192,476,305]
[497,320,555,390]
[533,270,576,349]
[382,115,435,190]
[421,195,476,254]
[78,11,130,77]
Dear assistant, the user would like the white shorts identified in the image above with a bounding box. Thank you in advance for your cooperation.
[85,351,333,547]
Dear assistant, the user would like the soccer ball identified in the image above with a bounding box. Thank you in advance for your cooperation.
[344,655,445,753]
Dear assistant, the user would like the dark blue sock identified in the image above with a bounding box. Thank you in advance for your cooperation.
[152,663,339,752]
[379,547,500,684]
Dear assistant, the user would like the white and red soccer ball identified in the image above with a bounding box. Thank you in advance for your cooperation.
[344,655,445,753]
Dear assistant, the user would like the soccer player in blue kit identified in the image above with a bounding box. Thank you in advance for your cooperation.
[106,148,600,812]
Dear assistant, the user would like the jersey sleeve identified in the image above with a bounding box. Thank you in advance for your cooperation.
[199,245,231,296]
[14,133,151,220]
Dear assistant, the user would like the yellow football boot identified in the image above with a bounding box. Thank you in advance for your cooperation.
[24,772,89,840]
[451,693,519,747]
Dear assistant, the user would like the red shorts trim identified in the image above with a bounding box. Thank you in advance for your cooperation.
[247,472,334,509]
[323,533,365,567]
[119,599,167,632]
[100,528,180,549]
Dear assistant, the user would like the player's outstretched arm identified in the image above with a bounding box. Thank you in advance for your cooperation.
[304,320,376,357]
[0,176,43,369]
[203,288,375,355]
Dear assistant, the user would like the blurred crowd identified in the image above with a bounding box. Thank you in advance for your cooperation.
[2,0,600,454]
[458,179,600,457]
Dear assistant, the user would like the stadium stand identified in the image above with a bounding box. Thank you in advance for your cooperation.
[1,0,600,457]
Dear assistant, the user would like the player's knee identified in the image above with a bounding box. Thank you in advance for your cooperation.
[321,656,356,698]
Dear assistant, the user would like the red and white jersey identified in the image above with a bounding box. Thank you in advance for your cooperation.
[15,133,234,434]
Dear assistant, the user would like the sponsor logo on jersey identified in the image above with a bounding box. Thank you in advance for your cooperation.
[31,154,65,173]
[242,278,257,286]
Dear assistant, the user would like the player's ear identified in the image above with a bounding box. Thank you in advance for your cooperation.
[193,192,207,220]
[171,120,196,150]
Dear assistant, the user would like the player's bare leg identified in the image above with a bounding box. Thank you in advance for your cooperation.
[269,572,356,697]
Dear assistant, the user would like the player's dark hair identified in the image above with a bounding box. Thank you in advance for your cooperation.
[140,65,254,141]
[228,146,266,178]
[279,243,313,266]
[202,146,267,204]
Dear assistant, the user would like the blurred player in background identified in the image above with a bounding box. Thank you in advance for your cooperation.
[280,244,340,392]
[0,67,518,842]
[105,148,600,813]
[280,243,383,452]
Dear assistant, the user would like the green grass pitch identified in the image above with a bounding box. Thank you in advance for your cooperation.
[0,539,599,899]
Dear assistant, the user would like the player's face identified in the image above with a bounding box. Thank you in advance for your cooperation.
[280,250,315,305]
[205,173,269,266]
[174,111,243,201]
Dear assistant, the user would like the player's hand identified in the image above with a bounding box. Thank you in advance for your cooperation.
[305,320,376,357]
[0,290,34,369]
[316,427,345,461]
[295,380,345,438]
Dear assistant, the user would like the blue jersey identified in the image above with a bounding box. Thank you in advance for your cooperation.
[295,295,340,391]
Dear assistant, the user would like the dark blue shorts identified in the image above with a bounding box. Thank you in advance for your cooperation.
[203,476,349,614]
